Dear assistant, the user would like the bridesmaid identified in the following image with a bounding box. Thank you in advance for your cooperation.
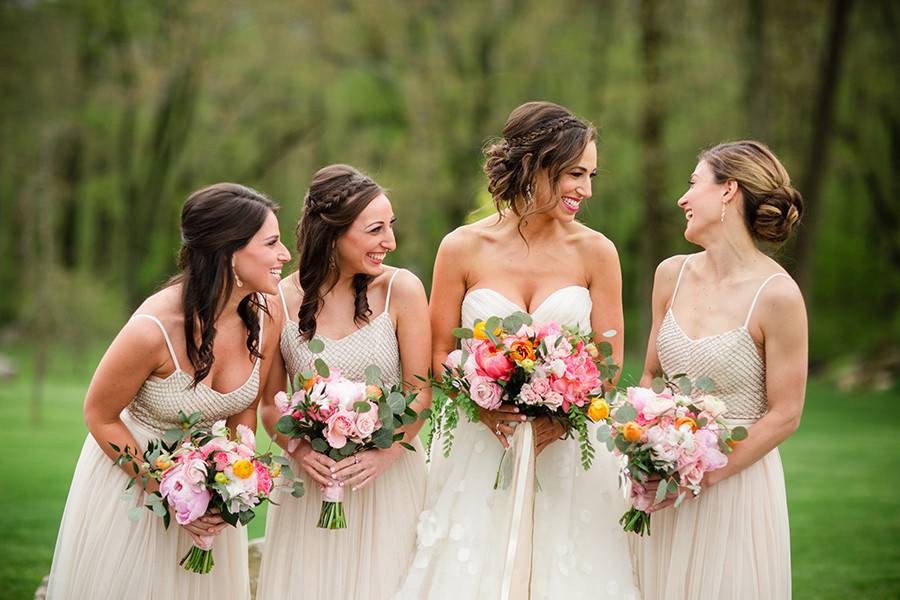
[256,164,429,600]
[634,141,808,599]
[47,183,290,599]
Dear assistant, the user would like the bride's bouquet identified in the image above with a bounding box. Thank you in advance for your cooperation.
[593,376,748,535]
[430,311,619,469]
[273,345,424,529]
[113,411,301,573]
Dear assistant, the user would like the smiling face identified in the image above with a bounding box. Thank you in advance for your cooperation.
[677,160,732,244]
[334,193,396,277]
[534,140,597,221]
[231,210,291,294]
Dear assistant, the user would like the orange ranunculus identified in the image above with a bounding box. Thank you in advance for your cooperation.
[365,384,383,400]
[509,340,536,363]
[302,375,317,392]
[155,456,173,471]
[622,421,643,442]
[584,343,599,358]
[675,416,698,432]
[473,321,503,340]
[233,459,254,479]
[587,398,610,422]
[727,438,739,448]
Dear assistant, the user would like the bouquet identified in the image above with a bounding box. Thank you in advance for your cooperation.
[594,375,748,535]
[113,411,302,573]
[429,311,619,470]
[273,344,425,529]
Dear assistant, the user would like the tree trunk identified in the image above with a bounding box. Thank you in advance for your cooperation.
[793,0,853,294]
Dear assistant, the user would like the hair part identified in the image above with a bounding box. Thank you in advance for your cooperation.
[483,101,596,237]
[700,140,803,245]
[295,164,384,341]
[173,182,277,387]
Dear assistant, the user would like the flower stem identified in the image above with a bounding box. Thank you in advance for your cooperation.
[317,501,347,529]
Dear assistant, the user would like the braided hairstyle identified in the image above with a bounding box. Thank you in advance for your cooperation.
[295,164,385,341]
[173,183,276,388]
[700,141,803,244]
[483,101,596,235]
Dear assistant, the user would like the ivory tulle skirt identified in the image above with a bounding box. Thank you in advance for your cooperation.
[46,411,250,600]
[255,437,426,600]
[395,418,639,600]
[631,439,791,600]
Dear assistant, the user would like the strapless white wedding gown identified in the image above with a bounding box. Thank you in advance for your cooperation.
[396,286,639,599]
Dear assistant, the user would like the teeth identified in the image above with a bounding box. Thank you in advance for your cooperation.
[561,197,580,211]
[367,252,386,261]
[685,210,693,220]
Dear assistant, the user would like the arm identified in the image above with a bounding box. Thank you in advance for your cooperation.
[639,256,684,387]
[587,234,625,387]
[703,277,808,486]
[391,268,433,439]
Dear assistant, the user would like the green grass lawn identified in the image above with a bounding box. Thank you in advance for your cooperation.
[0,345,898,599]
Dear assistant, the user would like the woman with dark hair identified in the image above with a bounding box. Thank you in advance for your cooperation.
[633,141,807,599]
[46,183,290,599]
[396,102,639,599]
[256,165,429,600]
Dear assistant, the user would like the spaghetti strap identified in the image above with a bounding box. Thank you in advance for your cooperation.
[277,282,291,322]
[131,314,182,372]
[670,255,692,305]
[384,268,403,313]
[744,273,791,327]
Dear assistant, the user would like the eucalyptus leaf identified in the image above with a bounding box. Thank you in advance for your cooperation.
[311,438,329,453]
[731,426,748,441]
[387,391,406,415]
[614,403,638,423]
[651,377,666,394]
[452,327,474,339]
[695,376,715,393]
[595,423,611,442]
[354,401,372,413]
[364,365,383,385]
[418,407,433,421]
[314,358,330,378]
[339,442,358,456]
[307,338,325,354]
[275,415,296,435]
[597,341,613,358]
[676,376,692,395]
[654,479,670,504]
[292,480,306,498]
[127,506,144,522]
[674,491,687,508]
[372,428,394,449]
[378,402,393,423]
[667,479,679,494]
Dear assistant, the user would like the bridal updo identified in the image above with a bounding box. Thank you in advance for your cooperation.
[295,164,384,341]
[700,141,803,244]
[484,101,595,222]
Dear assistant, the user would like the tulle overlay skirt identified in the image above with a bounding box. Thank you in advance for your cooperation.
[396,418,639,600]
[631,426,791,600]
[46,410,250,600]
[256,437,426,600]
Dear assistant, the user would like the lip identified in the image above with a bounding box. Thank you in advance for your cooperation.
[366,252,386,265]
[560,196,582,214]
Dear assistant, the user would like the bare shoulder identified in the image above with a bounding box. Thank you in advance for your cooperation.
[757,272,805,315]
[278,271,303,315]
[384,266,427,308]
[570,224,617,259]
[118,287,181,364]
[652,254,696,303]
[437,222,491,261]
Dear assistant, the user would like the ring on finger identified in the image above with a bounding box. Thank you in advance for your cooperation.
[354,455,359,465]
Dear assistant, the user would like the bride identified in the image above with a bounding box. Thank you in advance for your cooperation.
[396,101,638,599]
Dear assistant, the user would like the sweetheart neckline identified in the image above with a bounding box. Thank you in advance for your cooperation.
[463,285,589,315]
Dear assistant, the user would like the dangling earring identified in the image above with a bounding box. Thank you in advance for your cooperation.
[232,259,244,287]
[329,255,337,269]
[525,185,535,206]
[720,202,727,224]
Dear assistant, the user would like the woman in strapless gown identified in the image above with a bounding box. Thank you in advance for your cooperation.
[397,102,639,600]
[46,183,290,599]
[633,141,808,599]
[257,165,429,600]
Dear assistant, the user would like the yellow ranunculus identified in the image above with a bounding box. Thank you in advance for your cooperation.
[622,421,643,442]
[587,398,610,422]
[473,321,502,340]
[154,455,173,471]
[365,384,383,400]
[233,459,254,479]
[270,464,282,478]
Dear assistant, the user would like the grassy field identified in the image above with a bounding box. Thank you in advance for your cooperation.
[0,344,898,599]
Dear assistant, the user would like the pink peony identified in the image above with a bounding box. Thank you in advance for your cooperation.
[325,379,366,409]
[255,461,273,495]
[444,349,463,370]
[159,462,211,525]
[469,376,503,410]
[324,409,358,449]
[473,343,514,381]
[640,395,677,420]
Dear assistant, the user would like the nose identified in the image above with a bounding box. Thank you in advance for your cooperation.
[383,228,397,252]
[576,176,592,199]
[277,241,291,263]
[677,194,688,208]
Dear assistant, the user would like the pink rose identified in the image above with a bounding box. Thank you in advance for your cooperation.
[630,482,654,512]
[469,376,503,410]
[213,452,231,472]
[530,376,550,396]
[355,403,381,439]
[543,390,564,410]
[473,343,514,381]
[274,391,292,415]
[159,462,211,525]
[324,409,358,449]
[444,349,463,370]
[641,395,677,420]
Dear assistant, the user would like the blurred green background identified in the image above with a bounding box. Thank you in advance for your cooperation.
[1,0,898,598]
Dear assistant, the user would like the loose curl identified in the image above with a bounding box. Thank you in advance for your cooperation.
[173,183,277,388]
[294,164,384,341]
[700,141,803,244]
[483,101,595,235]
